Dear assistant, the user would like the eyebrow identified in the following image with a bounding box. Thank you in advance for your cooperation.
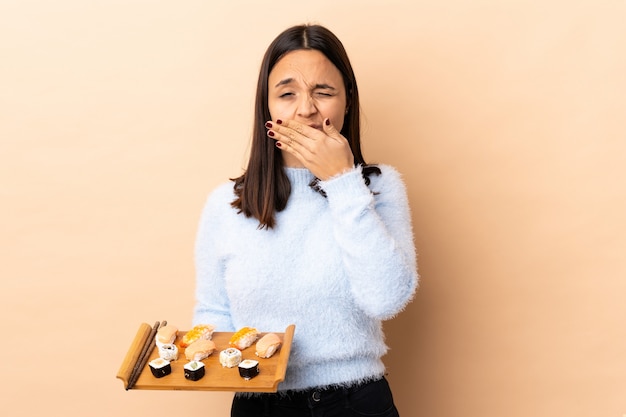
[274,78,336,90]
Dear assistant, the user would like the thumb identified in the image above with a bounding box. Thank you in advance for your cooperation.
[323,118,341,139]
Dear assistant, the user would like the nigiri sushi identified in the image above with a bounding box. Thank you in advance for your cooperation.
[155,324,178,346]
[180,324,215,348]
[255,333,282,358]
[184,339,216,361]
[229,327,259,350]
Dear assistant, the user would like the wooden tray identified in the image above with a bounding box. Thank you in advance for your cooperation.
[117,323,295,392]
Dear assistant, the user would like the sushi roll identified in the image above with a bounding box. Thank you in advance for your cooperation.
[229,327,259,350]
[219,348,242,368]
[184,339,216,361]
[158,343,179,361]
[255,333,282,358]
[238,359,259,380]
[148,358,171,378]
[180,324,215,348]
[183,361,205,381]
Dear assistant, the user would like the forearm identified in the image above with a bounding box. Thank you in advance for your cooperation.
[320,166,418,319]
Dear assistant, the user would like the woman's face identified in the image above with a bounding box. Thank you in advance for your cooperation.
[268,49,347,132]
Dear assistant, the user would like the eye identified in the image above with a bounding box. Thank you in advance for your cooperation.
[314,92,333,97]
[279,92,294,98]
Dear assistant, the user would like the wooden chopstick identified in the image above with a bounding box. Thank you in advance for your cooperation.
[126,320,167,390]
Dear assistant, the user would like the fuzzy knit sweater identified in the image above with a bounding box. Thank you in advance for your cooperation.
[193,164,418,391]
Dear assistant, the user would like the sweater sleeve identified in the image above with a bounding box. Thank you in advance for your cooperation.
[319,164,418,320]
[192,186,235,331]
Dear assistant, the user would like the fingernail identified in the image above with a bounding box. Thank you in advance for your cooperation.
[325,118,330,126]
[267,130,275,137]
[265,121,273,128]
[276,142,282,148]
[276,119,283,125]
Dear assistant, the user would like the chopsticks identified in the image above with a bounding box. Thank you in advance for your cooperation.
[126,320,167,390]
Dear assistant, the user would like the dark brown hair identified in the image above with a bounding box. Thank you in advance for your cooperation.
[231,24,380,229]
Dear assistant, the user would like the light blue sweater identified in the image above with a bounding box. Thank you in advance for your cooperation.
[193,165,418,391]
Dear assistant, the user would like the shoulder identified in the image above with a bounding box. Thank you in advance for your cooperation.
[201,180,237,214]
[211,180,237,199]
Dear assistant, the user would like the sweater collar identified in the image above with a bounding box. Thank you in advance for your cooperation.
[284,167,315,188]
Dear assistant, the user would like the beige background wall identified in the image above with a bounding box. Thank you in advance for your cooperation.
[1,1,624,416]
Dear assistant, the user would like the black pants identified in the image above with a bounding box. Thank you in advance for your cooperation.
[231,377,400,417]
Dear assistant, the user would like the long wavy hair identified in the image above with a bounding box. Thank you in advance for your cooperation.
[231,24,380,229]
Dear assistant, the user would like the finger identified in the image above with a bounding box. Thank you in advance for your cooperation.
[267,119,318,141]
[266,121,307,151]
[267,128,297,144]
[267,130,298,151]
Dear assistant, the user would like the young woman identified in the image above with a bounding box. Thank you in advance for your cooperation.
[193,24,418,417]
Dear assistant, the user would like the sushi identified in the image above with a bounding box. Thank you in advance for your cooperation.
[158,343,179,361]
[180,324,215,348]
[229,327,259,350]
[219,348,243,368]
[238,359,259,380]
[255,333,282,358]
[148,358,171,378]
[183,361,205,381]
[184,339,216,361]
[155,324,178,346]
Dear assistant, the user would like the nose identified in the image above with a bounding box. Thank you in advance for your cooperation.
[296,94,318,118]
